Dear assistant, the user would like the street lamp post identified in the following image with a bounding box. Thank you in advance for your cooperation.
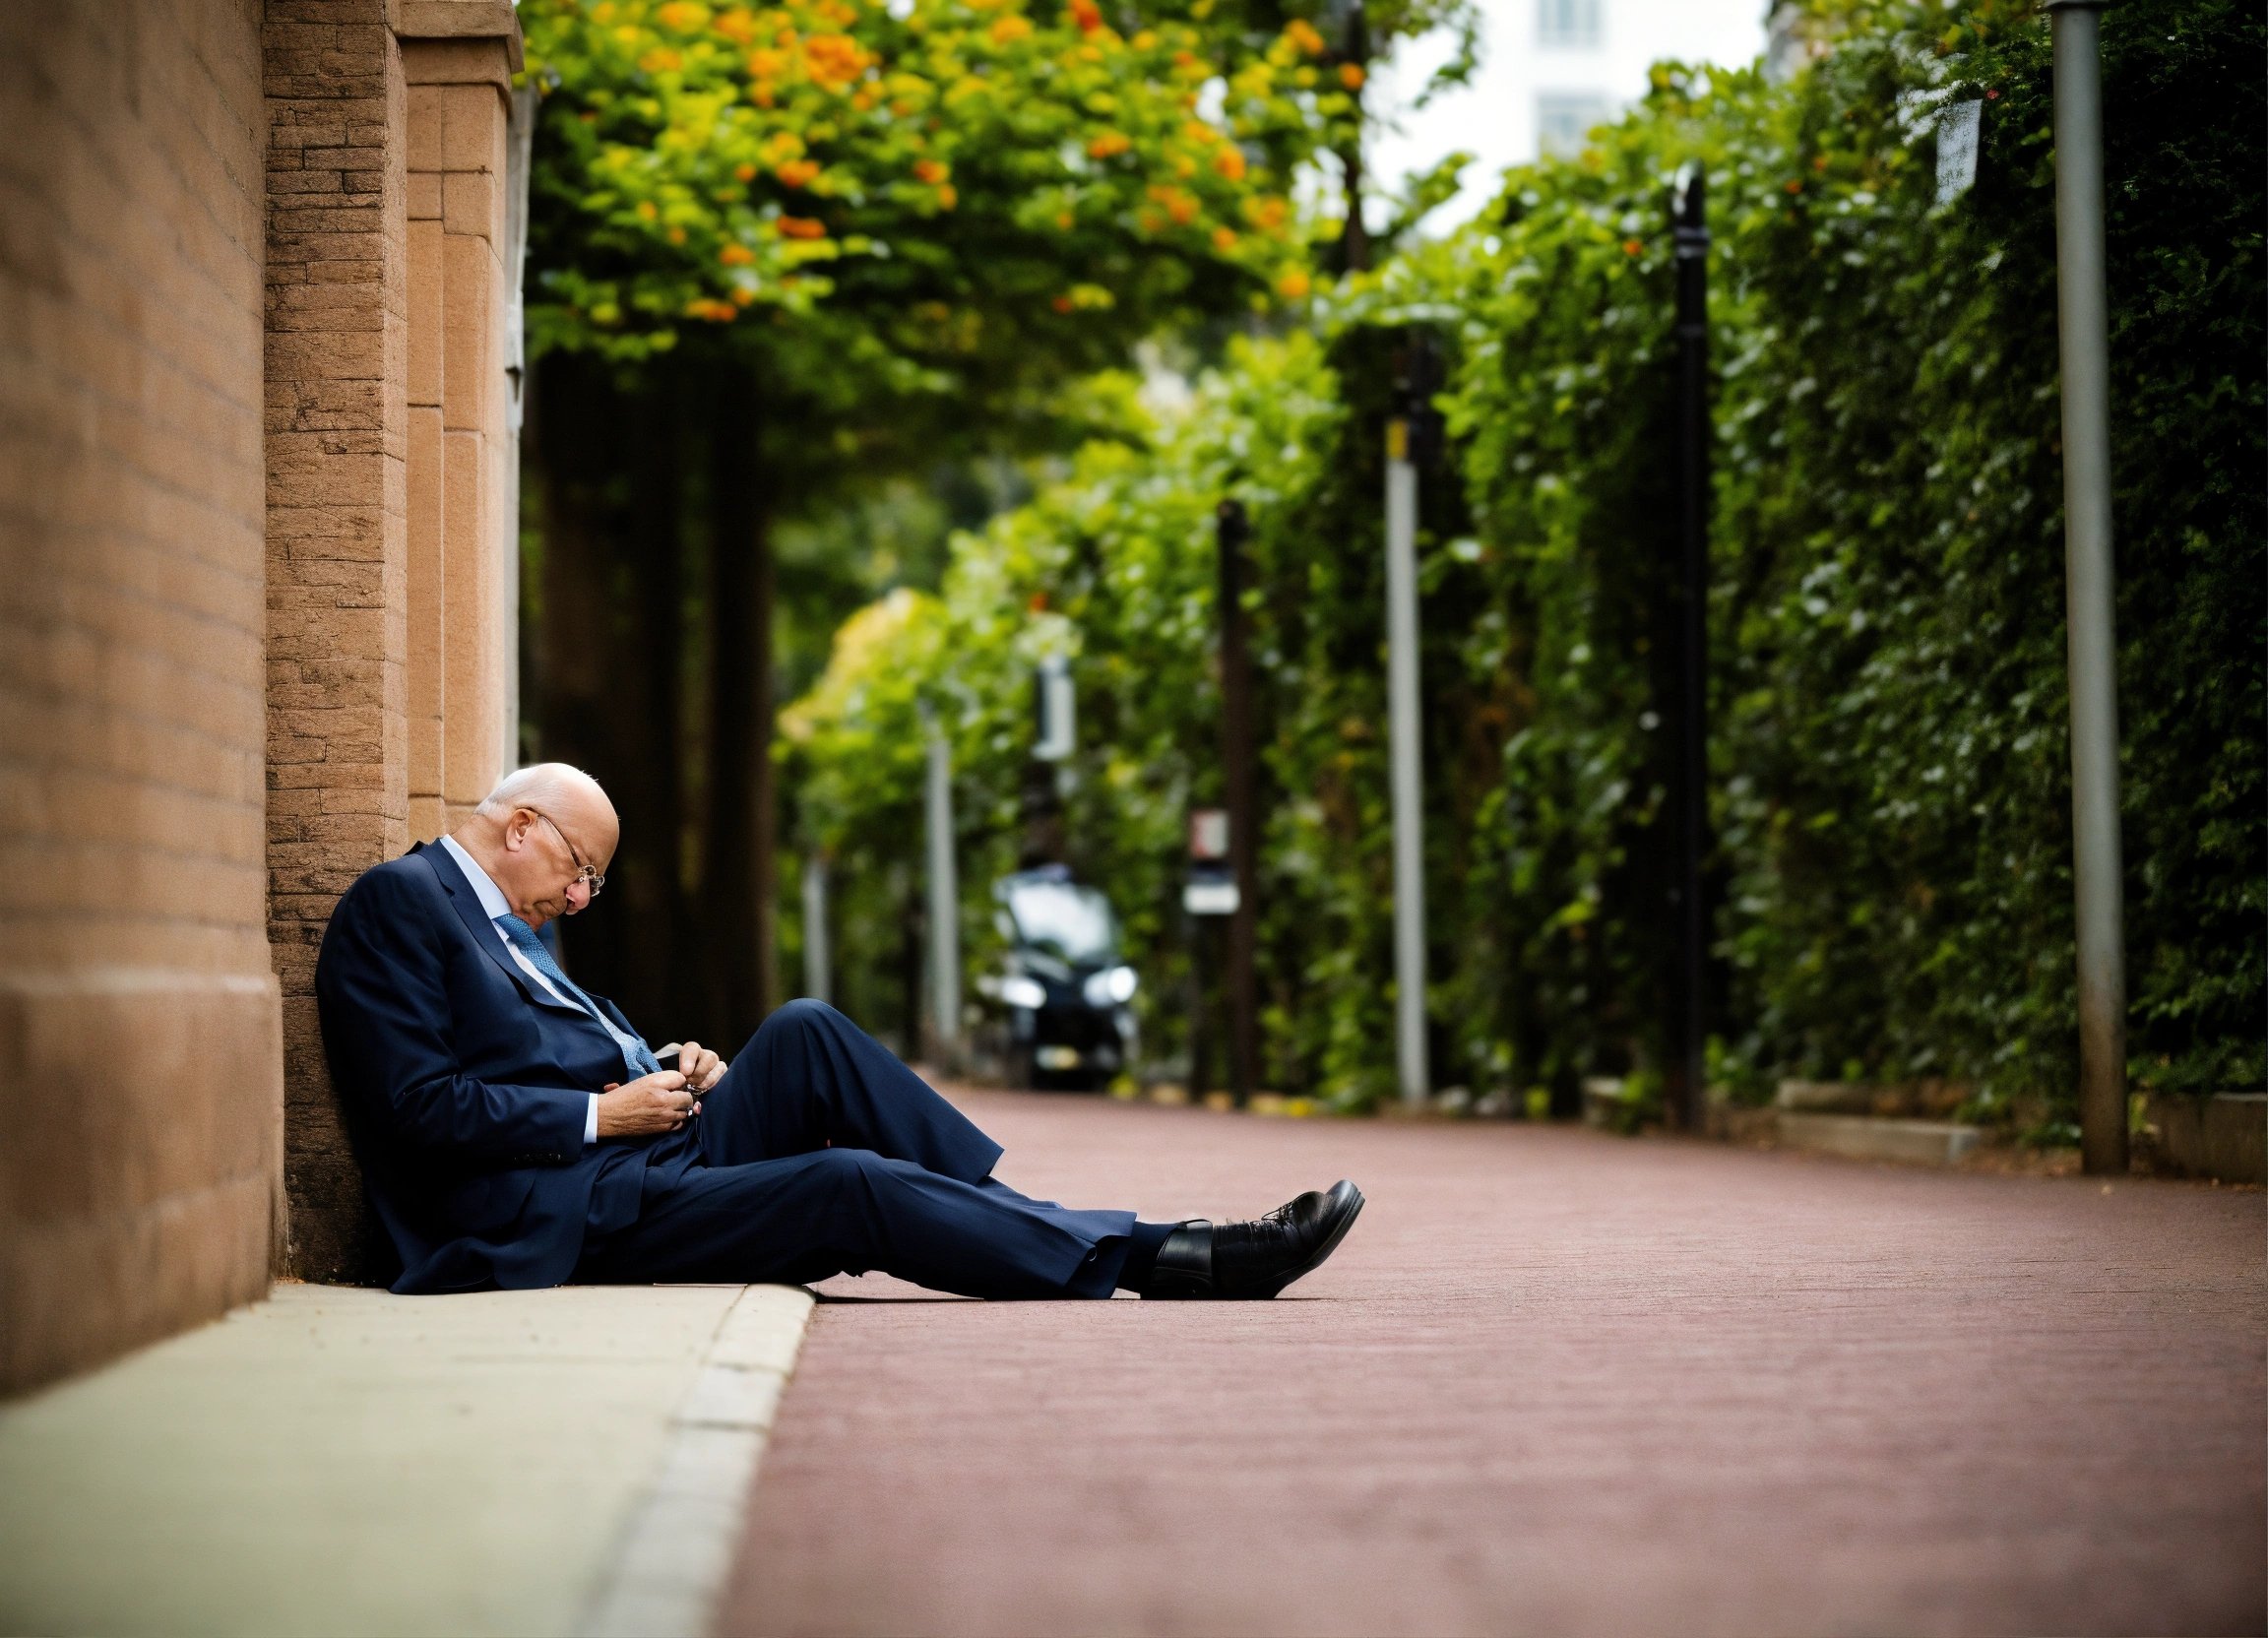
[800,853,831,1005]
[2045,0,2128,1173]
[920,702,962,1063]
[1670,163,1711,1135]
[1385,334,1437,1107]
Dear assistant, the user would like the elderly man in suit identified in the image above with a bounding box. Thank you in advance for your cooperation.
[315,763,1362,1301]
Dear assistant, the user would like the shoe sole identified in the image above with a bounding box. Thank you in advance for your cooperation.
[1252,1179,1364,1298]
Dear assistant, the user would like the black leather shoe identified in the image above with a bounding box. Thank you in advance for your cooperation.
[1140,1179,1364,1299]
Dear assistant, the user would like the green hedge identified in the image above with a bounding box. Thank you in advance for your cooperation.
[782,0,2264,1121]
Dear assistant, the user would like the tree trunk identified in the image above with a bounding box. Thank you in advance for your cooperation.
[707,362,778,1040]
[1339,139,1370,275]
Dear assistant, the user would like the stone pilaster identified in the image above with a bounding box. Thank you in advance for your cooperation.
[263,0,411,1282]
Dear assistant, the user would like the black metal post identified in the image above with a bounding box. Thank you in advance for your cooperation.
[1670,164,1711,1134]
[1217,500,1260,1104]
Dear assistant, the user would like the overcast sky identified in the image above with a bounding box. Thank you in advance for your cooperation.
[1364,0,1771,233]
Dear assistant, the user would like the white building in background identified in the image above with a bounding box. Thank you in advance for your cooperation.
[1368,0,1769,232]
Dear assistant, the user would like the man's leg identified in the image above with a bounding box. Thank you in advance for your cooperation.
[577,1146,1137,1299]
[697,999,1002,1183]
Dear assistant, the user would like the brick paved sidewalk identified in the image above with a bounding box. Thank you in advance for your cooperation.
[722,1089,2265,1638]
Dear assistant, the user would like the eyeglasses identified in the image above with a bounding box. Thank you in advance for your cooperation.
[528,808,605,897]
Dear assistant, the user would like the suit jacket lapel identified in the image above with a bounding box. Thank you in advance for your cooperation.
[411,843,594,1019]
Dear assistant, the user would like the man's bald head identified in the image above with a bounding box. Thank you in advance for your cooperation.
[454,762,620,929]
[475,763,611,826]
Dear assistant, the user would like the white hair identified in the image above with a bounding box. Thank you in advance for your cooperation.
[474,762,606,818]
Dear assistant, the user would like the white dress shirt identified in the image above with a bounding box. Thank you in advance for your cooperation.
[439,834,602,1146]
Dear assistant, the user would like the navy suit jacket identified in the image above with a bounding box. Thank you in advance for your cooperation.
[315,843,679,1292]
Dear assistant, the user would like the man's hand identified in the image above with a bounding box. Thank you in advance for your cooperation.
[596,1070,696,1138]
[675,1040,725,1092]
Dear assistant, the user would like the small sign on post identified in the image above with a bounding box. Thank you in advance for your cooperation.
[1184,807,1238,915]
[1936,98,1983,205]
[1033,655,1075,762]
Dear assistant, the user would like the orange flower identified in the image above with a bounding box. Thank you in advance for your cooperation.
[935,183,958,209]
[1283,18,1325,54]
[1784,178,1802,194]
[988,14,1033,43]
[1275,267,1311,300]
[914,158,950,184]
[734,162,759,182]
[746,47,787,77]
[1052,294,1076,312]
[1147,183,1198,225]
[639,46,685,72]
[684,296,738,321]
[657,1,709,29]
[721,242,758,265]
[1244,195,1288,230]
[1211,224,1238,252]
[1067,0,1102,31]
[1213,146,1245,181]
[636,200,660,220]
[803,33,869,86]
[777,158,821,187]
[1622,238,1642,255]
[1338,62,1364,91]
[1087,130,1132,159]
[715,8,760,42]
[778,216,828,238]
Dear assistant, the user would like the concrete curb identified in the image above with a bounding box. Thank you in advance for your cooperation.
[1777,1111,1983,1166]
[579,1286,816,1638]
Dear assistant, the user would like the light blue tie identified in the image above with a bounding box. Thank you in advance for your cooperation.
[494,914,662,1080]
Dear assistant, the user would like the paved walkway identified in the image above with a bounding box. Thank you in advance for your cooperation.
[724,1090,2266,1637]
[0,1283,811,1636]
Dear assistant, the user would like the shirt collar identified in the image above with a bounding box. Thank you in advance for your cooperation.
[439,834,514,924]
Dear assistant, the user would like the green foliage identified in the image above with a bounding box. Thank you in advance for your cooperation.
[785,0,2264,1113]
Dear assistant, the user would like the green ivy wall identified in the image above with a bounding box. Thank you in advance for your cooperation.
[782,0,2264,1127]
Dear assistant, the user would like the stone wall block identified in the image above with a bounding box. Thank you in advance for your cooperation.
[442,169,502,242]
[408,404,448,810]
[440,230,494,431]
[408,219,446,405]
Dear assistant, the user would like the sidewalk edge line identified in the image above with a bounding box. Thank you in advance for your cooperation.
[575,1284,817,1638]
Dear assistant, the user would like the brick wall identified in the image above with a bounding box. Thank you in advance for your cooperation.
[263,0,410,1283]
[0,0,282,1392]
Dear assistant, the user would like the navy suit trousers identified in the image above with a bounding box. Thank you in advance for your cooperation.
[572,999,1138,1298]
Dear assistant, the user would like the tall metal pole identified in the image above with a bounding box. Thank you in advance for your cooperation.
[1385,346,1431,1107]
[920,703,962,1059]
[1217,500,1261,1104]
[2046,0,2128,1173]
[1670,164,1711,1135]
[800,853,831,1004]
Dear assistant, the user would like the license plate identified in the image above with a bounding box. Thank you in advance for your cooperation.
[1036,1046,1082,1070]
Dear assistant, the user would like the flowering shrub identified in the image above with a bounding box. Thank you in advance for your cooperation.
[520,0,1418,367]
